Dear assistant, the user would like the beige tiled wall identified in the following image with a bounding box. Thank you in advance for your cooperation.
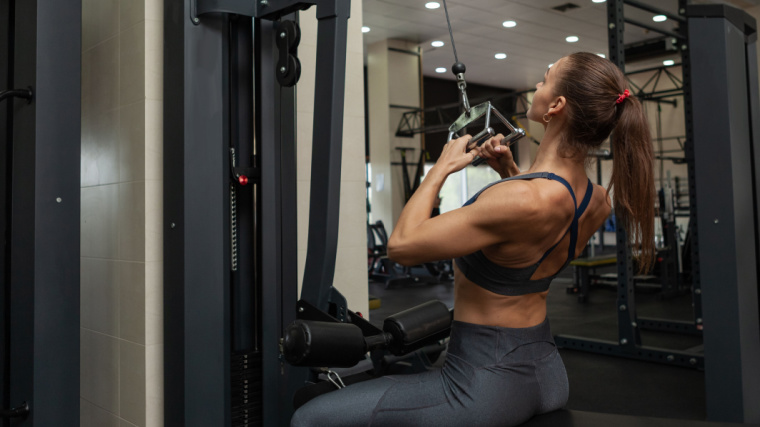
[366,39,422,234]
[80,0,163,426]
[297,0,369,315]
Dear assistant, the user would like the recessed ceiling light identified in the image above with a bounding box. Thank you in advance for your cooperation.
[425,2,441,9]
[435,67,447,73]
[502,20,517,28]
[596,53,606,58]
[653,15,667,22]
[592,0,606,3]
[566,36,579,43]
[361,26,370,33]
[431,40,445,47]
[663,59,675,66]
[495,53,507,59]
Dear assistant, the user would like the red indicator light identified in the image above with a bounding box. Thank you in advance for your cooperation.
[238,175,248,185]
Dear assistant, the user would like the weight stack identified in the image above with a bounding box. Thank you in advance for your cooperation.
[231,350,263,426]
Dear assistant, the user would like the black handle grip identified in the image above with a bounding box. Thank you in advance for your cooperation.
[0,88,33,103]
[1,401,30,418]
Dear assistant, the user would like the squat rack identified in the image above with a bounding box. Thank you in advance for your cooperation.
[557,0,760,423]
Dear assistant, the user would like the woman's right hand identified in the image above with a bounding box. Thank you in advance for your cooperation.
[478,134,521,178]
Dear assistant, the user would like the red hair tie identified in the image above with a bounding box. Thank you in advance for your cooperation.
[616,89,630,104]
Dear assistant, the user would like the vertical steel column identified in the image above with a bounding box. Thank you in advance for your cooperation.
[7,0,81,424]
[688,5,760,423]
[163,1,231,425]
[607,0,641,350]
[0,0,11,418]
[298,0,351,312]
[679,0,704,328]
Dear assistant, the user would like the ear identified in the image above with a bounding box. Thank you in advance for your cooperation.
[548,95,567,116]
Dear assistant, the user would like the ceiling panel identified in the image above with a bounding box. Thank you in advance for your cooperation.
[361,0,715,89]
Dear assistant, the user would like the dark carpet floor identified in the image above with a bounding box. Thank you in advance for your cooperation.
[367,264,707,421]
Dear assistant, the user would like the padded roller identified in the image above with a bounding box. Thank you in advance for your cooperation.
[383,300,452,355]
[282,320,367,367]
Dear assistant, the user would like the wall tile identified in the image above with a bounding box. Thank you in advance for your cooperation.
[81,398,120,427]
[145,21,163,101]
[145,100,163,181]
[119,182,146,261]
[145,262,163,346]
[81,185,120,259]
[145,0,164,21]
[120,0,145,30]
[82,0,119,52]
[81,329,120,413]
[82,108,120,187]
[337,180,368,248]
[82,37,120,119]
[145,180,163,262]
[120,341,146,427]
[81,258,120,336]
[120,261,146,344]
[146,343,164,427]
[296,181,311,251]
[120,21,146,107]
[120,101,146,182]
[340,118,367,183]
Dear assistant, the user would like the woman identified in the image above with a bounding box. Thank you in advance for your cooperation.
[291,52,655,426]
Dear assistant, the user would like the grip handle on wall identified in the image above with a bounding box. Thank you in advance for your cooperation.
[0,87,33,103]
[1,401,30,418]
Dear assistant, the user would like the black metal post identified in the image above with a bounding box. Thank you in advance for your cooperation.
[608,0,642,353]
[688,5,760,423]
[299,0,351,312]
[7,0,81,424]
[163,1,231,425]
[0,0,11,421]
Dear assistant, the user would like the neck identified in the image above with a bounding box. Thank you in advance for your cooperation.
[528,121,585,175]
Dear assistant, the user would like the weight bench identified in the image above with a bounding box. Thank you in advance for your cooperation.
[566,255,617,302]
[520,409,760,427]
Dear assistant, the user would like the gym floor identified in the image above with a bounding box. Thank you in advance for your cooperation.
[368,264,706,421]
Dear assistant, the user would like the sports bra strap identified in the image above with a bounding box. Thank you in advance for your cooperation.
[565,179,594,264]
[462,172,593,266]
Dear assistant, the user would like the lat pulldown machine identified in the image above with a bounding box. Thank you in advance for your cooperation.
[164,0,354,425]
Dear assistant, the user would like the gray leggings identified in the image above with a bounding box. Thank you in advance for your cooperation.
[290,318,569,427]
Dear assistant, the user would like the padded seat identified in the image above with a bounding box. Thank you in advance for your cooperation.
[520,410,760,427]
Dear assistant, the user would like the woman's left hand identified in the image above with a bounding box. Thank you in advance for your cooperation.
[434,134,481,175]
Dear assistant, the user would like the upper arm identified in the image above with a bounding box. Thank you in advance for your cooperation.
[387,182,546,266]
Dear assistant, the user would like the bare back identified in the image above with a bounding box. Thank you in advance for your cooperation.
[454,176,611,328]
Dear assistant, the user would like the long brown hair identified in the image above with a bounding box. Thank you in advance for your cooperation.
[554,52,655,272]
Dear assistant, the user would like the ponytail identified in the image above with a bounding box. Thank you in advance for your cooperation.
[608,95,655,273]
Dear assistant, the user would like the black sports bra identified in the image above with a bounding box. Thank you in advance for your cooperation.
[454,172,593,296]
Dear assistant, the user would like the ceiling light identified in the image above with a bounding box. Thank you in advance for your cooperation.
[566,36,579,43]
[361,26,370,33]
[495,53,507,59]
[653,15,667,22]
[596,53,606,58]
[592,0,607,3]
[663,59,675,66]
[435,67,447,73]
[502,20,517,28]
[425,2,441,9]
[431,40,445,47]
